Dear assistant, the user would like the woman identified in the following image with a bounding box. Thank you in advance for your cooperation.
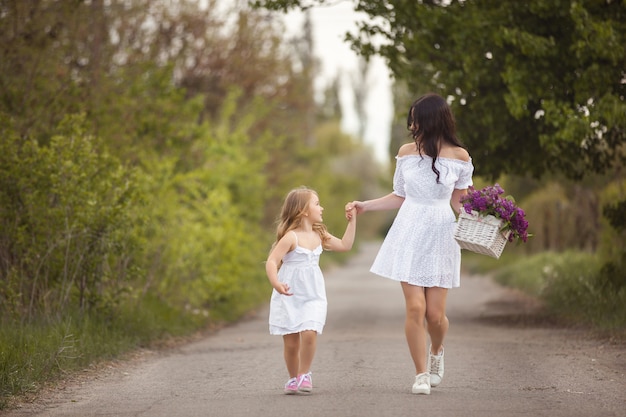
[346,93,473,394]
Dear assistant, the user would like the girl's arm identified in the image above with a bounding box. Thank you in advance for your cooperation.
[451,188,468,215]
[349,193,405,215]
[265,234,295,296]
[324,207,357,252]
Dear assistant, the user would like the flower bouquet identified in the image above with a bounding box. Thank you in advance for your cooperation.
[454,184,529,258]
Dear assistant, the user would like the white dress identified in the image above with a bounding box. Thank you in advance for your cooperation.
[370,154,474,288]
[269,232,327,335]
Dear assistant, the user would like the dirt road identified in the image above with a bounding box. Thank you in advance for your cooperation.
[4,242,625,417]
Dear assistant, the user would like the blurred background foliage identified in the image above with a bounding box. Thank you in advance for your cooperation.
[1,0,625,407]
[0,0,382,405]
[341,0,626,335]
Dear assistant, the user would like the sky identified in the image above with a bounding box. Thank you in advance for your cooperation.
[281,3,394,165]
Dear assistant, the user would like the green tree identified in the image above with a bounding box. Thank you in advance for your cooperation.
[253,0,626,180]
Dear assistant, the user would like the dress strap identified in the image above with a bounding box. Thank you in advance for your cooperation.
[291,231,298,246]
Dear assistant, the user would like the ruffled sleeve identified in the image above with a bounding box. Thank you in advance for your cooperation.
[392,156,406,197]
[455,157,474,189]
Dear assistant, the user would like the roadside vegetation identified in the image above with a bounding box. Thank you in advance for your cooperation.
[1,0,625,410]
[377,168,626,337]
[461,179,626,337]
[464,250,626,335]
[0,0,383,408]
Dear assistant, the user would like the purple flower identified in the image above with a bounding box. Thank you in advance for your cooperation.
[460,183,530,243]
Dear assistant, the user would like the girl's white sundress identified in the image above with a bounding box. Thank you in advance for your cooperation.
[370,154,474,288]
[269,232,327,335]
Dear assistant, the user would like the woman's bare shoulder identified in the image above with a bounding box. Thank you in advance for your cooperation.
[397,142,417,157]
[440,145,470,162]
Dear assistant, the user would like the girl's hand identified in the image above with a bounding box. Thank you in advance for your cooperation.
[345,206,357,221]
[273,282,292,296]
[345,201,364,219]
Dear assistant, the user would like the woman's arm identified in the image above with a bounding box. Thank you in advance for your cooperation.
[349,193,405,215]
[451,188,468,215]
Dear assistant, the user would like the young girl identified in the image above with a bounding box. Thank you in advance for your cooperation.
[346,93,474,394]
[266,186,357,394]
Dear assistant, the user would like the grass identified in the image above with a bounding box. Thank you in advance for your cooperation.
[462,248,626,337]
[0,267,272,410]
[0,294,210,409]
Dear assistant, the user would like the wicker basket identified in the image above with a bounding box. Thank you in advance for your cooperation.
[454,211,510,259]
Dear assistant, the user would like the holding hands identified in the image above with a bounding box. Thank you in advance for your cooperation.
[345,201,364,220]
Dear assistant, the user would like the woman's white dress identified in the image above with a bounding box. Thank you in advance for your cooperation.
[370,155,474,288]
[269,232,327,335]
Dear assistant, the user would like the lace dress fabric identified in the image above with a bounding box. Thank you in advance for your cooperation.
[370,155,474,288]
[269,232,327,335]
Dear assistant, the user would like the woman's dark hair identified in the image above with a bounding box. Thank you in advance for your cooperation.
[407,93,466,183]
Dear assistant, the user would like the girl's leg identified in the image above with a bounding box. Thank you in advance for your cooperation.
[424,287,449,354]
[298,330,317,374]
[283,333,300,377]
[401,282,428,374]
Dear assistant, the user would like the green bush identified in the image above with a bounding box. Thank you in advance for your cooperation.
[0,115,143,321]
[136,94,272,320]
[482,250,625,333]
[519,182,598,253]
[490,252,557,296]
[540,255,625,331]
[598,179,626,261]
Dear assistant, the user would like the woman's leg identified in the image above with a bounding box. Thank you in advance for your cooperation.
[424,287,449,354]
[298,330,317,374]
[283,333,300,377]
[401,282,428,374]
[425,287,449,387]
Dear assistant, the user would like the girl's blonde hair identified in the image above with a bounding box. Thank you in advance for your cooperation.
[272,186,329,251]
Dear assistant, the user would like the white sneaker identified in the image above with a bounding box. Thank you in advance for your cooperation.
[412,372,431,395]
[429,346,444,387]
